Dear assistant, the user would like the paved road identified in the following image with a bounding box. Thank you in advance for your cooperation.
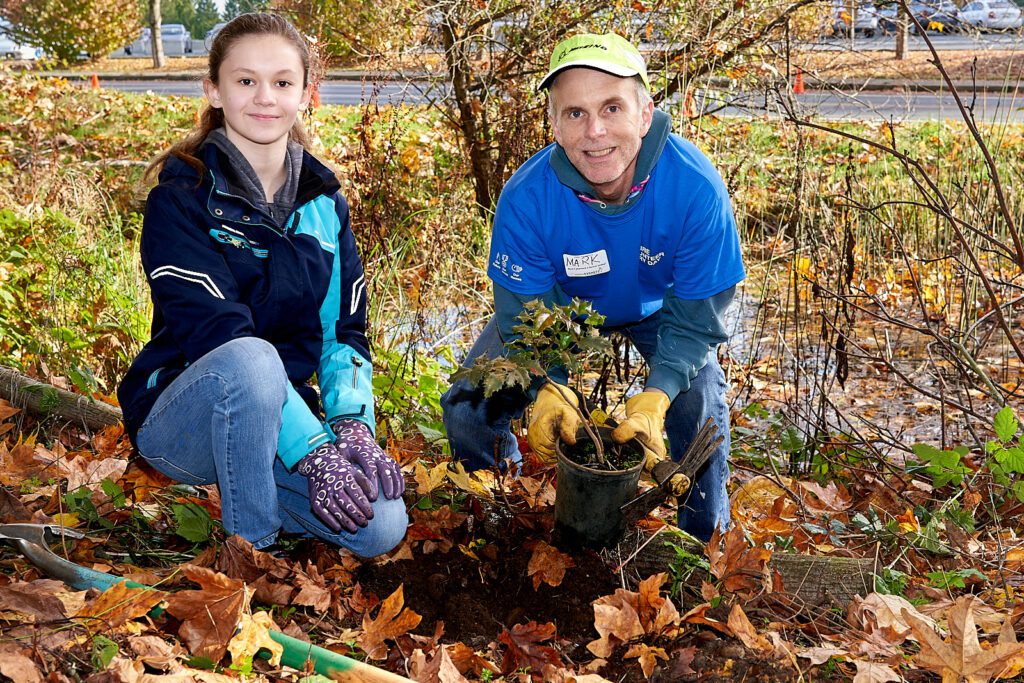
[98,78,1024,122]
[703,87,1024,122]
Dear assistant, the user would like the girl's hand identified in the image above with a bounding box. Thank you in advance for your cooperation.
[297,443,374,533]
[330,419,405,501]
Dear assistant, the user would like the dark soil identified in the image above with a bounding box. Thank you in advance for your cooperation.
[356,508,618,660]
[559,425,644,471]
[354,502,800,681]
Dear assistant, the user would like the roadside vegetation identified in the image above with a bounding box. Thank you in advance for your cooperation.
[1,6,1023,680]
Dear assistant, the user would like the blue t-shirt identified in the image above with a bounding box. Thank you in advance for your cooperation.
[488,134,745,327]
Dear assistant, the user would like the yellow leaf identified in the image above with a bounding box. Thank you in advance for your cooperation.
[50,512,80,527]
[413,461,447,496]
[446,462,493,499]
[227,609,282,667]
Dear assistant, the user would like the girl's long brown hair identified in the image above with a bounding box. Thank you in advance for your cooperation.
[144,12,314,184]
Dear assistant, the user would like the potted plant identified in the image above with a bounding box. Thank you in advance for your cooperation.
[452,298,646,548]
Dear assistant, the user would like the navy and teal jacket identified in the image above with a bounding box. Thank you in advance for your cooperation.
[118,143,374,469]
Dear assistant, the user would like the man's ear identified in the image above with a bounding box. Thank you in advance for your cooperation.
[203,78,221,109]
[639,98,654,137]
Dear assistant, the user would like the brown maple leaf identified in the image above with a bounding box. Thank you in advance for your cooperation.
[164,566,249,663]
[409,645,470,683]
[588,593,646,658]
[635,573,680,636]
[903,595,1024,683]
[73,581,166,634]
[527,540,575,590]
[0,579,83,622]
[448,642,501,678]
[358,585,422,660]
[624,642,669,679]
[706,526,772,596]
[499,620,562,674]
[727,604,774,655]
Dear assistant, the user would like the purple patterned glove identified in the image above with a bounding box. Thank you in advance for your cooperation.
[296,442,374,534]
[331,419,405,501]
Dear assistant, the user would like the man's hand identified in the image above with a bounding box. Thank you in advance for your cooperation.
[612,391,688,496]
[297,443,374,533]
[527,383,581,463]
[331,419,405,501]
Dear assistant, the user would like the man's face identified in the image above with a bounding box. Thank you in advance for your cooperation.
[550,68,654,205]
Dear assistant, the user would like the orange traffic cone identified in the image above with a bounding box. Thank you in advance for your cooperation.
[90,73,100,90]
[793,68,805,95]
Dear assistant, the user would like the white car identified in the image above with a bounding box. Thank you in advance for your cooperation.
[130,24,194,55]
[957,0,1023,29]
[0,21,42,59]
[205,22,227,48]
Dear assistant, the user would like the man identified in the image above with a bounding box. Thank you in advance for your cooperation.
[440,32,744,541]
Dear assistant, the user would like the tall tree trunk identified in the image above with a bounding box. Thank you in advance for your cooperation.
[150,0,165,68]
[895,4,908,60]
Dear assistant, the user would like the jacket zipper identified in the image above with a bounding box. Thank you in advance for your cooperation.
[351,355,363,388]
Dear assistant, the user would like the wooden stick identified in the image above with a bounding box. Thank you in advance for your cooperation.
[0,365,122,431]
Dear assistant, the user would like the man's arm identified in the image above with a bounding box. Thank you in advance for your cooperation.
[645,286,735,401]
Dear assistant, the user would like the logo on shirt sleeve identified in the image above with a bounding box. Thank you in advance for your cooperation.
[563,250,610,277]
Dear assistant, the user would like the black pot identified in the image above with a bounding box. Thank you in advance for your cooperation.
[554,425,644,549]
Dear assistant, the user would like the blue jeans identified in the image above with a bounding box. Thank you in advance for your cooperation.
[136,337,407,556]
[440,312,731,541]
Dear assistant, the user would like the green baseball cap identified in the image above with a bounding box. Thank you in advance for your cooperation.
[539,32,649,91]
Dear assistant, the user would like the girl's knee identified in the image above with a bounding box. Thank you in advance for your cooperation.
[212,338,288,406]
[346,498,408,558]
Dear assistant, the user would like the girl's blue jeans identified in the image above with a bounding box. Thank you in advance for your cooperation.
[136,337,407,556]
[440,312,731,541]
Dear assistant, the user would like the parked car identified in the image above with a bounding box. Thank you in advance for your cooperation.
[910,0,962,31]
[127,24,194,56]
[832,1,880,36]
[957,0,1023,29]
[877,3,900,33]
[0,20,42,60]
[205,22,227,48]
[160,24,193,54]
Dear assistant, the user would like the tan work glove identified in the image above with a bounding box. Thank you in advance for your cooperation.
[612,391,689,497]
[527,383,581,463]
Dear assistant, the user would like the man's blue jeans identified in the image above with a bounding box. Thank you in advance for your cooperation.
[136,337,407,556]
[440,312,731,541]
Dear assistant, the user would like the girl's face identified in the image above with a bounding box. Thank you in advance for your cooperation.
[203,33,310,158]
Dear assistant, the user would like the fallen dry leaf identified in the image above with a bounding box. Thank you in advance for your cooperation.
[358,584,422,660]
[73,581,167,634]
[797,480,853,512]
[852,659,902,683]
[903,595,1024,683]
[498,620,562,674]
[707,526,772,596]
[527,540,575,590]
[851,593,933,641]
[0,642,43,683]
[227,608,282,667]
[164,566,248,663]
[588,596,645,658]
[727,603,774,655]
[413,461,448,496]
[128,635,184,671]
[624,642,668,679]
[409,645,470,683]
[447,642,500,678]
[0,579,84,622]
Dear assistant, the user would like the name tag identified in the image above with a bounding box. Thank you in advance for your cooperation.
[563,250,610,277]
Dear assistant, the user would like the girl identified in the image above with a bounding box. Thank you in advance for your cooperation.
[118,13,407,556]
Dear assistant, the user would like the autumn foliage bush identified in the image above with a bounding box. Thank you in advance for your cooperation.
[0,0,139,65]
